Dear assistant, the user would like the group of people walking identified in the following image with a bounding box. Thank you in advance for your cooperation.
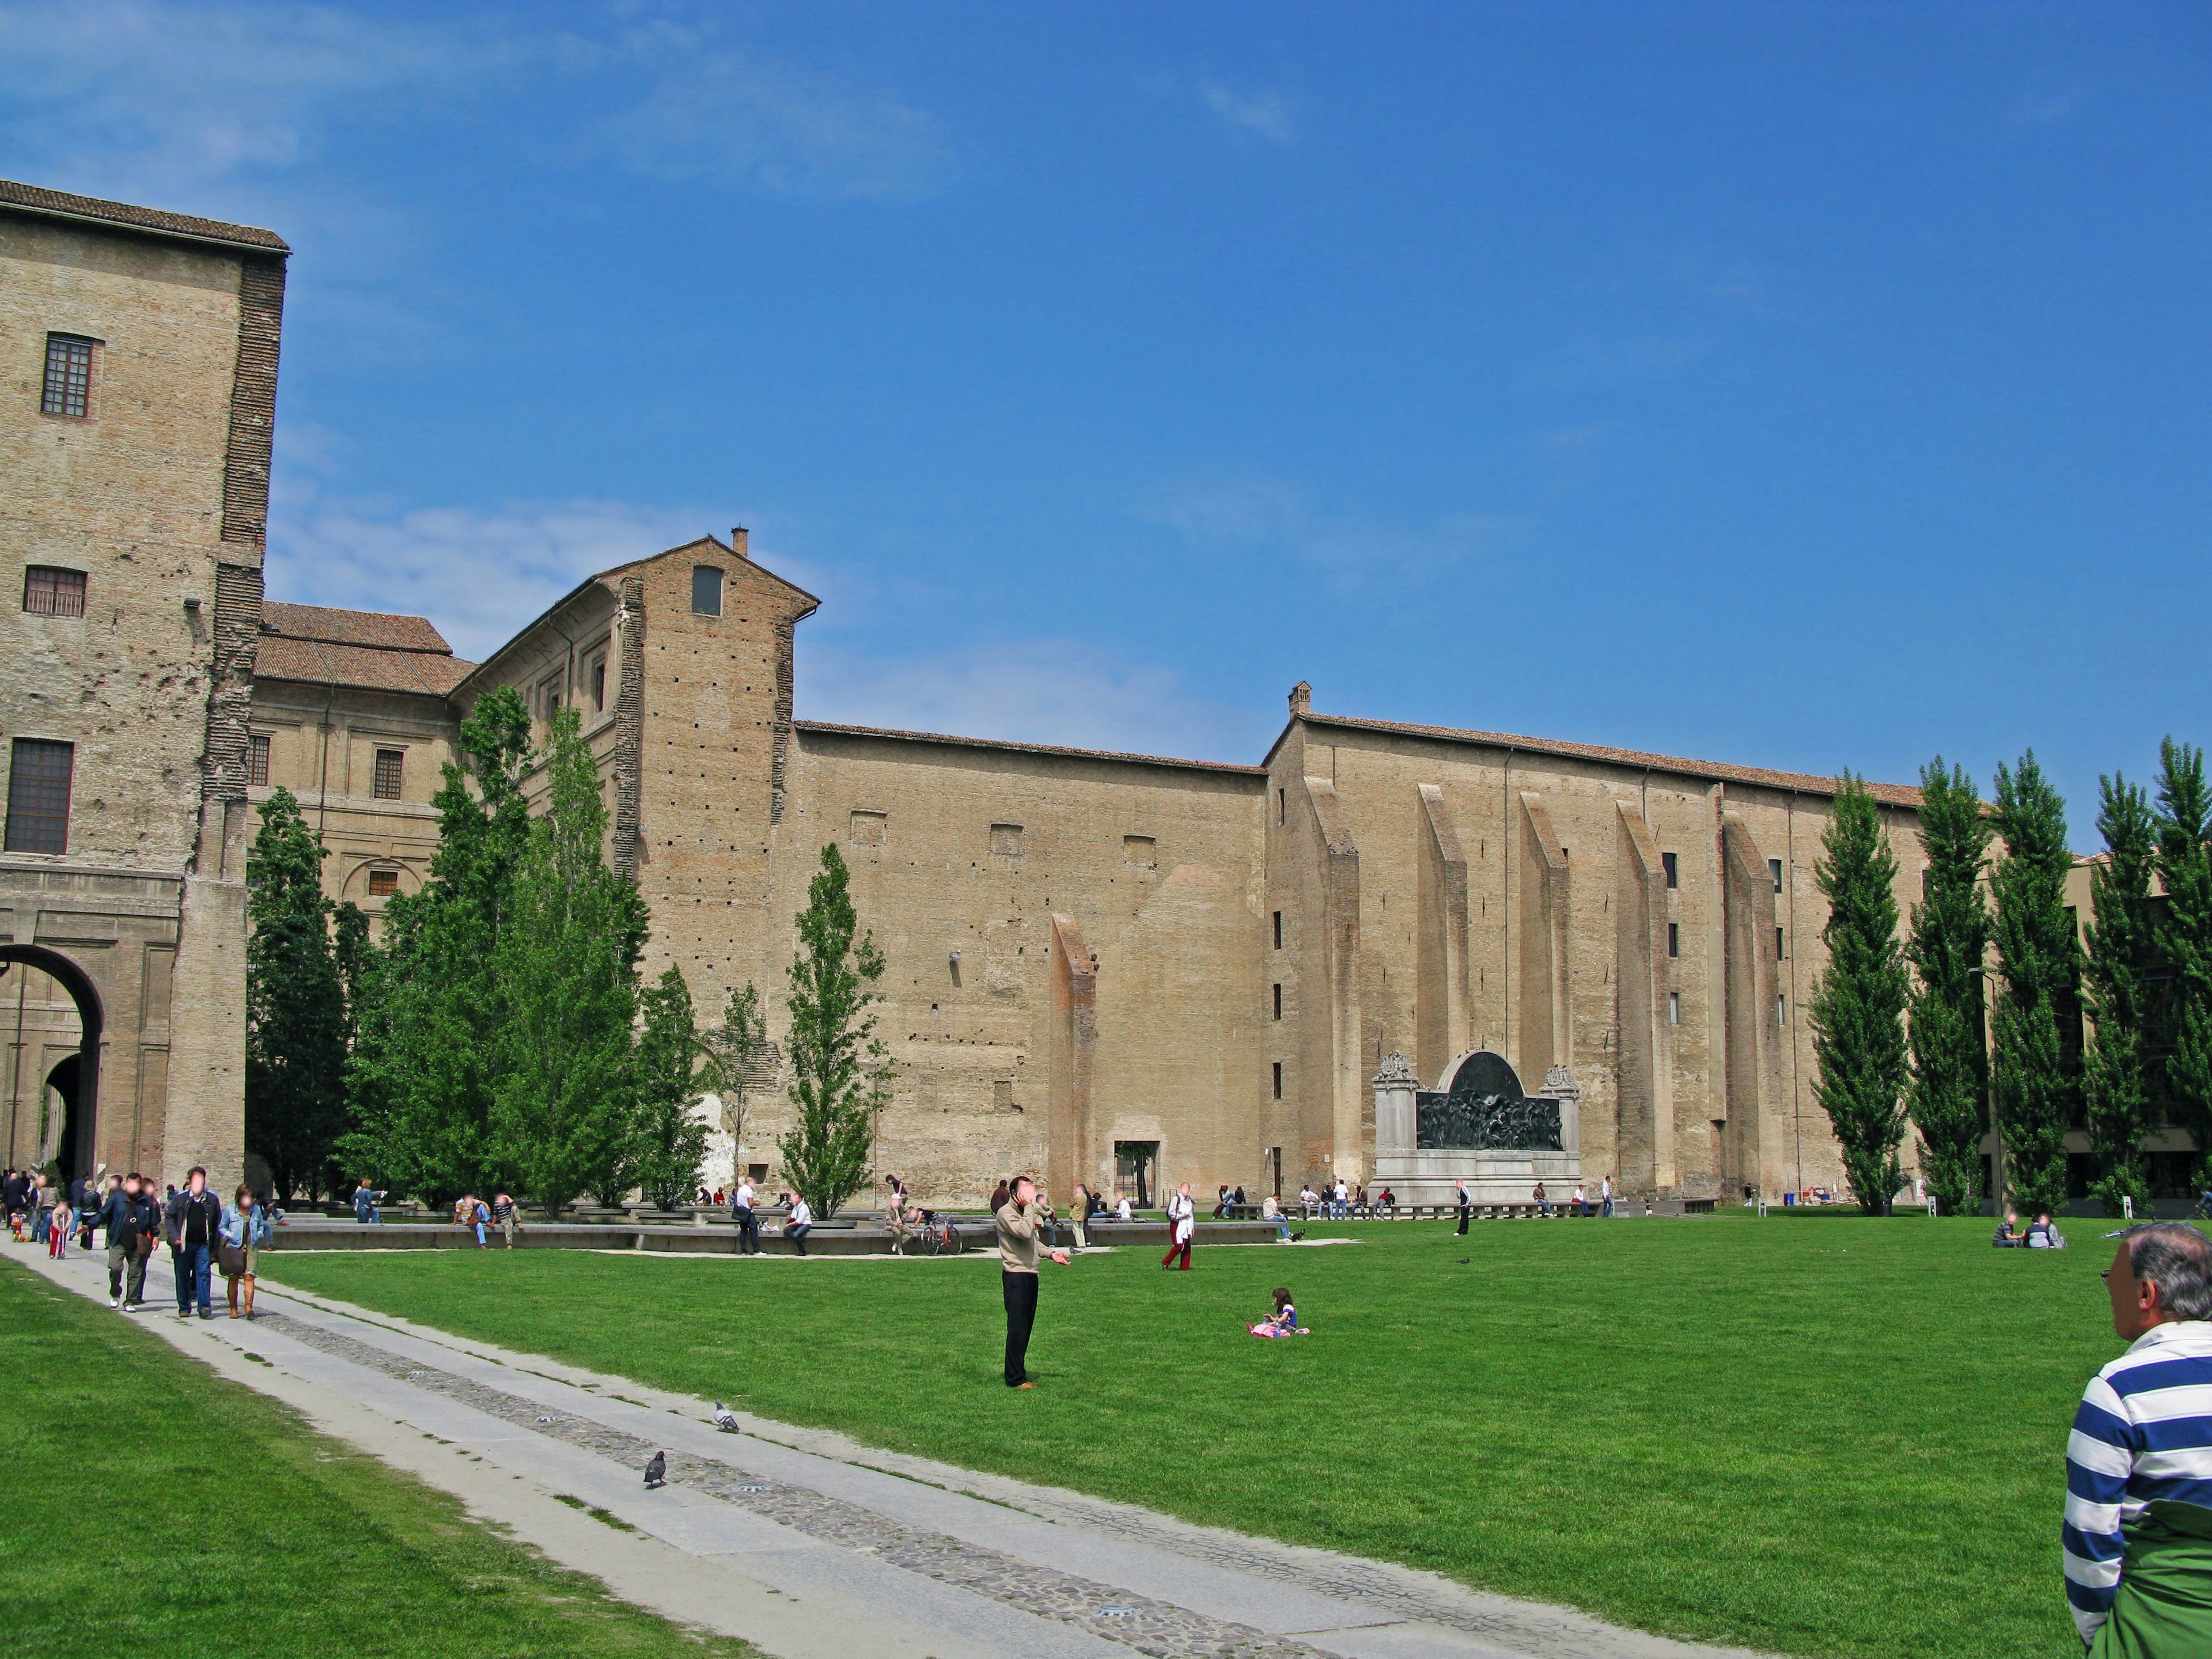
[6,1163,274,1319]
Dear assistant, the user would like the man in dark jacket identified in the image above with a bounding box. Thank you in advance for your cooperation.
[100,1175,158,1309]
[165,1168,222,1320]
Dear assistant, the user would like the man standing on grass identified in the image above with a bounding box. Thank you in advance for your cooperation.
[2064,1222,2212,1653]
[165,1166,222,1320]
[996,1176,1069,1388]
[1455,1180,1471,1236]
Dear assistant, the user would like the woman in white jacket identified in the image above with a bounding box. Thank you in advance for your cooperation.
[1161,1181,1195,1271]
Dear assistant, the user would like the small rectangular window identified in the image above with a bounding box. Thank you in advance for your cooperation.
[850,810,887,846]
[589,655,607,712]
[41,334,93,418]
[536,675,563,725]
[1272,910,1282,949]
[1123,834,1157,868]
[1668,991,1681,1027]
[1277,788,1285,824]
[1777,926,1787,960]
[1667,922,1679,959]
[367,868,399,897]
[22,566,86,618]
[692,566,725,616]
[1662,850,1678,888]
[1778,993,1788,1027]
[1271,1061,1283,1100]
[1769,858,1784,893]
[245,734,270,788]
[372,748,404,801]
[1272,983,1282,1020]
[5,737,74,854]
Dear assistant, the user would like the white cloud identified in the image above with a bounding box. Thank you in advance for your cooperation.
[1203,84,1295,144]
[1148,482,1509,584]
[798,639,1261,764]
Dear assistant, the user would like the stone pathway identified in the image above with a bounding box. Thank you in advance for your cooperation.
[16,1247,1764,1659]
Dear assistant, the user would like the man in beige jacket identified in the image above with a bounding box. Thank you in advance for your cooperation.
[997,1176,1070,1388]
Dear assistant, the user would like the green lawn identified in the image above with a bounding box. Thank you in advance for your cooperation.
[264,1214,2114,1659]
[0,1259,757,1658]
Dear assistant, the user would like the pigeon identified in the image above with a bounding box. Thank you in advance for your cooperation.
[713,1400,740,1434]
[644,1450,666,1488]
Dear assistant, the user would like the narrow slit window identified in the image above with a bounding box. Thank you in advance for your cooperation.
[41,334,93,418]
[1662,850,1679,888]
[245,734,270,788]
[5,737,74,854]
[589,655,607,712]
[1667,922,1680,959]
[1778,993,1788,1027]
[1769,857,1784,893]
[22,566,86,618]
[1271,1061,1283,1100]
[372,748,404,801]
[1272,983,1282,1020]
[1668,991,1681,1027]
[1272,910,1282,949]
[692,566,725,616]
[1777,926,1787,959]
[1277,788,1285,824]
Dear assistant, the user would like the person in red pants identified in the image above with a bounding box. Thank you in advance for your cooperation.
[1161,1181,1195,1270]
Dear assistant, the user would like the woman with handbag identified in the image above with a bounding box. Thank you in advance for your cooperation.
[219,1186,272,1320]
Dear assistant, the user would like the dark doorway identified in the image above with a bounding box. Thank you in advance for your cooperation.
[44,1053,82,1178]
[1113,1141,1158,1209]
[1,947,102,1181]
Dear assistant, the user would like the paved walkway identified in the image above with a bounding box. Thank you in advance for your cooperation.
[18,1246,1761,1659]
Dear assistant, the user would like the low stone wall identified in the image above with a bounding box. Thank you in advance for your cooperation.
[264,1218,1284,1256]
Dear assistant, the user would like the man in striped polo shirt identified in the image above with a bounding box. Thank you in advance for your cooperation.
[2065,1221,2212,1653]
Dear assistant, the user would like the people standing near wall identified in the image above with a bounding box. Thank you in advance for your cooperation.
[352,1178,378,1225]
[988,1179,1010,1216]
[1455,1180,1471,1236]
[31,1173,54,1245]
[493,1192,518,1249]
[219,1185,272,1319]
[996,1175,1069,1389]
[731,1176,759,1255]
[1601,1175,1614,1218]
[166,1168,221,1320]
[1069,1184,1090,1252]
[1162,1181,1195,1271]
[785,1194,814,1256]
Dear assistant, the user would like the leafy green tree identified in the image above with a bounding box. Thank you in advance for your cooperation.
[777,843,888,1220]
[2082,774,2157,1215]
[1907,759,1994,1216]
[244,788,349,1202]
[633,966,710,1211]
[2156,740,2212,1189]
[1988,752,2080,1215]
[331,899,371,1054]
[1808,776,1912,1214]
[700,982,771,1161]
[344,688,533,1204]
[490,706,649,1215]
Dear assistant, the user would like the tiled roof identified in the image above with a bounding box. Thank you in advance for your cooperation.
[794,721,1268,778]
[256,604,472,697]
[1298,712,1925,807]
[0,179,287,253]
[263,602,451,653]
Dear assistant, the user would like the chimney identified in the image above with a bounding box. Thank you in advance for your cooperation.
[1288,681,1312,717]
[730,527,750,560]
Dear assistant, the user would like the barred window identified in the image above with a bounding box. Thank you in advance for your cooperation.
[367,868,399,898]
[5,738,74,854]
[41,335,93,418]
[372,748,404,800]
[22,566,86,618]
[245,734,270,788]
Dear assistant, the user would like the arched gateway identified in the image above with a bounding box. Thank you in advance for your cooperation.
[1,945,104,1180]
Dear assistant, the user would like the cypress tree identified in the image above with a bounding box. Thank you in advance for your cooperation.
[778,843,889,1221]
[1808,776,1912,1214]
[1906,759,1993,1216]
[345,688,533,1203]
[1988,752,2080,1215]
[491,705,649,1215]
[244,787,349,1202]
[2156,740,2212,1190]
[633,965,710,1211]
[2082,774,2157,1214]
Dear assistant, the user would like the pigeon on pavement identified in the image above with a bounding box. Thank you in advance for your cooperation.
[713,1400,740,1433]
[644,1450,666,1488]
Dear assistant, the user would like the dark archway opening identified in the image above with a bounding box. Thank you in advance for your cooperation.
[0,946,103,1183]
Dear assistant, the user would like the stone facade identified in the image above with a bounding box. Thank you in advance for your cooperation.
[256,528,1930,1210]
[0,181,287,1185]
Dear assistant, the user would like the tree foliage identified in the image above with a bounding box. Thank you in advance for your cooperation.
[1988,752,2080,1215]
[1808,777,1912,1214]
[633,965,710,1211]
[777,843,888,1220]
[489,706,649,1215]
[699,982,771,1157]
[1906,759,1993,1217]
[2157,740,2212,1189]
[344,688,533,1203]
[2082,774,2157,1215]
[244,787,349,1201]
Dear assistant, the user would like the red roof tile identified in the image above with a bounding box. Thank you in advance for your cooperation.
[0,179,287,253]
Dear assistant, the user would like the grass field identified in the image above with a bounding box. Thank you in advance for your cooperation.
[0,1260,757,1658]
[266,1214,2114,1659]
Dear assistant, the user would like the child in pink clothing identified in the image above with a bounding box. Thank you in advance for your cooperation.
[48,1200,71,1259]
[1248,1287,1308,1338]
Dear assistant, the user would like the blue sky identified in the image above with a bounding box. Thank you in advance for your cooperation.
[6,3,2207,843]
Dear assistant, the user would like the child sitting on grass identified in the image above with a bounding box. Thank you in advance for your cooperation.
[1248,1287,1308,1338]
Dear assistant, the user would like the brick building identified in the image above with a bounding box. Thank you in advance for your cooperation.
[1,181,285,1186]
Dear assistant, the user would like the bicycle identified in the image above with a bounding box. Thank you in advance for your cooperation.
[912,1211,964,1256]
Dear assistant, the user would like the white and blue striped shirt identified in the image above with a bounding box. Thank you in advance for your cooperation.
[2063,1319,2212,1643]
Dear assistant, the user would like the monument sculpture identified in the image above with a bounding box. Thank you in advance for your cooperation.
[1370,1050,1582,1207]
